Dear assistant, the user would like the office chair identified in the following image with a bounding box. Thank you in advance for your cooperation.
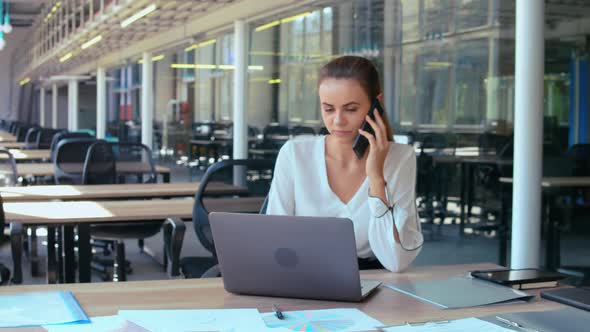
[86,142,165,281]
[179,159,275,279]
[23,127,41,149]
[53,137,98,185]
[50,131,94,162]
[37,129,64,149]
[15,125,32,142]
[0,196,11,285]
[0,149,18,187]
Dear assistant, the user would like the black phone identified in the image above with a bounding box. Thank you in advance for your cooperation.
[352,98,385,160]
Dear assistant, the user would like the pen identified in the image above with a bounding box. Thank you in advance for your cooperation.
[273,304,284,320]
[495,316,538,332]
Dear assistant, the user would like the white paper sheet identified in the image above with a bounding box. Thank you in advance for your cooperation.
[260,308,383,332]
[381,317,515,332]
[118,309,268,332]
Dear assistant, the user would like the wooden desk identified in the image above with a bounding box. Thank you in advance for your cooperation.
[6,197,265,284]
[499,176,590,269]
[11,163,172,182]
[0,149,51,161]
[0,142,26,149]
[1,263,564,332]
[0,131,17,142]
[0,182,247,202]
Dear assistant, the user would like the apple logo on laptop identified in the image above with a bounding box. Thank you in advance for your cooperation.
[274,248,298,268]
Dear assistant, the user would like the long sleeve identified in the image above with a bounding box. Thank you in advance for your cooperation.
[266,141,295,215]
[367,148,423,272]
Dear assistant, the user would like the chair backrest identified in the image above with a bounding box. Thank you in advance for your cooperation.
[0,195,10,285]
[110,142,157,183]
[50,131,93,161]
[0,149,18,187]
[16,125,32,142]
[37,129,64,149]
[193,159,276,256]
[83,141,117,185]
[54,137,98,184]
[24,127,41,149]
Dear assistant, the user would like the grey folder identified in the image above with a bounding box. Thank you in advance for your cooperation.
[386,276,534,309]
[485,307,590,332]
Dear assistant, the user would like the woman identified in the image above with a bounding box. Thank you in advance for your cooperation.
[267,56,423,272]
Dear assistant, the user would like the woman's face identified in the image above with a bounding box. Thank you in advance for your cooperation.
[319,78,371,144]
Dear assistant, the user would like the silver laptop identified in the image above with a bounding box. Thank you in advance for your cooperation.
[209,212,381,302]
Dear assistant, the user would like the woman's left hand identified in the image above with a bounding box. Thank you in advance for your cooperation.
[357,110,389,186]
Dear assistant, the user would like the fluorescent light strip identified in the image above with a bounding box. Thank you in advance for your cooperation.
[255,20,279,32]
[19,78,30,86]
[184,39,217,52]
[171,64,263,71]
[255,12,312,32]
[268,79,281,84]
[280,12,312,23]
[81,35,102,49]
[59,52,73,63]
[139,54,166,64]
[121,3,157,28]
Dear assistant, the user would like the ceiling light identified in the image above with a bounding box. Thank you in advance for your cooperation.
[138,54,166,64]
[268,79,281,84]
[255,12,312,32]
[81,35,102,49]
[121,4,157,28]
[19,77,30,86]
[59,52,73,63]
[184,39,217,52]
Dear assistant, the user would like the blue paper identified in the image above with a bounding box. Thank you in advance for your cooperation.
[0,291,89,328]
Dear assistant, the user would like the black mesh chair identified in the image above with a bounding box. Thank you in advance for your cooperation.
[50,131,94,162]
[0,196,11,285]
[53,137,98,185]
[0,149,18,187]
[23,127,41,149]
[37,129,64,149]
[179,159,275,278]
[86,142,164,281]
[15,125,32,142]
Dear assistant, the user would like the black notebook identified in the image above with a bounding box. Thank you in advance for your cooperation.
[470,268,565,290]
[541,287,590,312]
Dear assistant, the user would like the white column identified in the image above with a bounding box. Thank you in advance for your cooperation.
[233,20,249,160]
[39,87,46,127]
[97,67,107,139]
[68,79,79,131]
[52,83,58,129]
[383,0,396,126]
[511,0,545,269]
[141,52,154,149]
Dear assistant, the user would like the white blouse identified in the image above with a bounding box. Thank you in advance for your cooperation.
[266,135,423,272]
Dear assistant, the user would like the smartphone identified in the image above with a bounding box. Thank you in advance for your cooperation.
[352,98,385,160]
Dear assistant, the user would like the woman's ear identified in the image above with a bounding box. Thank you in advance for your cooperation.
[377,93,384,105]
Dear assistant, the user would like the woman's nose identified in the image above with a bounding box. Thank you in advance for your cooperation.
[334,111,345,125]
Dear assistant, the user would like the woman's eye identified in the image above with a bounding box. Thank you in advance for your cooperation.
[346,108,358,112]
[323,108,334,112]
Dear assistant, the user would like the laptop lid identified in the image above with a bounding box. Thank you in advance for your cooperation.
[209,212,367,302]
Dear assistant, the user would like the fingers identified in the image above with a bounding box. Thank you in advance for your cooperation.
[364,112,386,147]
[358,128,376,147]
